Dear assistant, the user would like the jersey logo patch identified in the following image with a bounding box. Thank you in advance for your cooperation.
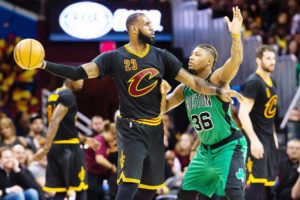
[264,95,277,118]
[235,168,245,182]
[128,68,159,97]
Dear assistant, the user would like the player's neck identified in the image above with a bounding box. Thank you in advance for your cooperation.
[197,68,212,79]
[127,41,148,54]
[256,68,271,82]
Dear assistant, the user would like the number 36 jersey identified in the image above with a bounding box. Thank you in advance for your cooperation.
[183,86,239,145]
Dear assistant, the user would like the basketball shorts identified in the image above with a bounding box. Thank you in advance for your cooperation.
[246,133,278,186]
[44,142,88,193]
[116,116,165,190]
[182,132,247,197]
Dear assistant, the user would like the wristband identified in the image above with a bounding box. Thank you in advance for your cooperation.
[232,33,241,39]
[297,166,300,173]
[216,87,222,95]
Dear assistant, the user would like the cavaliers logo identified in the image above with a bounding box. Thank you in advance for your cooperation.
[128,68,159,97]
[264,95,277,118]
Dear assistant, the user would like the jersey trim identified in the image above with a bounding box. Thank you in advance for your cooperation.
[119,115,161,126]
[43,183,88,192]
[255,71,273,87]
[117,171,165,189]
[53,138,80,144]
[124,44,150,58]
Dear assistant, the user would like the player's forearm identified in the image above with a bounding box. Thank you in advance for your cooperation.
[220,35,243,83]
[193,76,222,95]
[238,112,258,142]
[43,118,61,151]
[230,35,243,65]
[95,155,114,169]
[160,94,168,114]
[42,61,88,81]
[191,137,200,151]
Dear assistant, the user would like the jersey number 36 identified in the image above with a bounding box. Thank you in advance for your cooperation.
[191,112,214,132]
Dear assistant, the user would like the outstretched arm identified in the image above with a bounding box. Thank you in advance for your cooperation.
[212,6,243,86]
[40,61,100,80]
[175,68,243,102]
[32,104,68,161]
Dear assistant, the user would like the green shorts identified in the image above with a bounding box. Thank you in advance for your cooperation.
[182,134,247,197]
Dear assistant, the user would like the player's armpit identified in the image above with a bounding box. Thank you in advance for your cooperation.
[81,62,100,78]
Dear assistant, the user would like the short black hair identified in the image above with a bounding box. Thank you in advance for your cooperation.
[30,113,42,123]
[126,12,145,31]
[197,44,218,68]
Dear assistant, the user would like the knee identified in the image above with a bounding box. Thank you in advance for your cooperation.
[3,192,25,200]
[24,188,39,200]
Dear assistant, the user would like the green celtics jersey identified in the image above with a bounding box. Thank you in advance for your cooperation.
[183,86,239,145]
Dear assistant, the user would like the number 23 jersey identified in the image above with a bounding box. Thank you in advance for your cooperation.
[93,44,182,120]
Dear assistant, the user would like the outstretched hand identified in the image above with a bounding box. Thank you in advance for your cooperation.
[221,88,244,103]
[224,6,243,35]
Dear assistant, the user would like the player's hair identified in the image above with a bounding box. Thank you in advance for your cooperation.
[256,45,276,59]
[197,44,218,69]
[126,12,145,31]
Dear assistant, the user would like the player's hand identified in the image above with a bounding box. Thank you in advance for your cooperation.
[224,6,243,35]
[220,88,244,103]
[32,148,49,161]
[160,80,172,95]
[7,185,23,193]
[251,138,264,159]
[85,137,100,151]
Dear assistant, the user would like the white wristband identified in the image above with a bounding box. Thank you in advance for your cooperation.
[297,166,300,173]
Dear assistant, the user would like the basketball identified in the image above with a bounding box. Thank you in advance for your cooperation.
[14,38,45,70]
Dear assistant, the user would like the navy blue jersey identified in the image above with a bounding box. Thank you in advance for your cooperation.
[93,44,182,120]
[47,88,78,140]
[241,72,277,135]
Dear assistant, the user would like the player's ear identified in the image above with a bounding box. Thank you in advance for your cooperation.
[130,24,138,34]
[255,57,261,66]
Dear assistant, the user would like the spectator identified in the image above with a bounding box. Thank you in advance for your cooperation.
[0,117,27,148]
[0,146,39,200]
[174,133,192,171]
[25,114,45,153]
[85,120,117,200]
[277,139,300,200]
[12,144,46,200]
[90,115,104,136]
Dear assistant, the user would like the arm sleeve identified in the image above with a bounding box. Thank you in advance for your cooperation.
[45,62,88,81]
[58,91,75,108]
[162,50,183,80]
[241,79,260,100]
[92,51,115,79]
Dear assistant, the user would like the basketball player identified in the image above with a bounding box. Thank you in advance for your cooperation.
[32,79,97,200]
[160,7,247,200]
[24,13,241,200]
[238,45,278,200]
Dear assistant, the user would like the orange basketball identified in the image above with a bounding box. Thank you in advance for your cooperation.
[14,39,45,70]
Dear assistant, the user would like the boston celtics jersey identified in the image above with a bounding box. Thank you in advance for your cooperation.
[93,44,182,120]
[183,87,239,145]
[47,88,78,140]
[241,72,277,136]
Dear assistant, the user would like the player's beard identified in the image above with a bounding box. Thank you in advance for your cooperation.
[188,68,197,75]
[138,30,155,45]
[261,62,275,73]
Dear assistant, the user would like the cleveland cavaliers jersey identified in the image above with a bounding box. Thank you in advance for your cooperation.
[241,72,277,136]
[93,44,182,120]
[47,88,78,140]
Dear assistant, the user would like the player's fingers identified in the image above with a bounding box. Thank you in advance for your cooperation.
[232,7,236,19]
